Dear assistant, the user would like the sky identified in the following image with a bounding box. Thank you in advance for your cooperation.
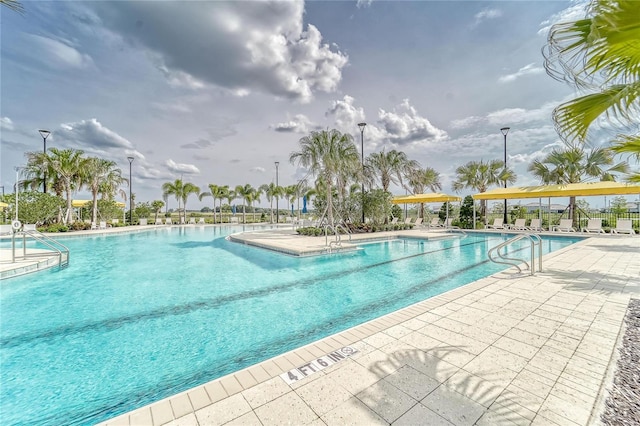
[1,0,637,210]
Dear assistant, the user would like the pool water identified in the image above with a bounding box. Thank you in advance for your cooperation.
[0,227,580,425]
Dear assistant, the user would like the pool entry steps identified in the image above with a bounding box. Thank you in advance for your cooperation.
[9,227,70,269]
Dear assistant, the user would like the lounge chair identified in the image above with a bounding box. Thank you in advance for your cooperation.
[23,224,37,231]
[427,217,442,228]
[404,217,413,225]
[188,217,196,225]
[198,218,205,225]
[527,219,544,231]
[139,218,148,226]
[99,221,107,230]
[485,218,504,229]
[510,218,527,231]
[581,218,605,234]
[612,219,636,235]
[444,218,457,228]
[165,218,173,225]
[0,224,13,235]
[413,217,423,227]
[390,217,399,224]
[554,219,576,232]
[91,222,98,230]
[111,219,119,225]
[155,218,163,225]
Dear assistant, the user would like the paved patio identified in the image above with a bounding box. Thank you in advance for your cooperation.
[98,233,639,426]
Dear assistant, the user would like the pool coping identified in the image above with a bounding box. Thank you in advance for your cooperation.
[96,233,639,426]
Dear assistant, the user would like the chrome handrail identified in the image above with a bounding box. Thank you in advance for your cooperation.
[488,233,542,275]
[19,229,70,269]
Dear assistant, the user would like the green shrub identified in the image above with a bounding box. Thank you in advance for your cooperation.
[70,222,92,231]
[296,226,323,236]
[43,224,69,233]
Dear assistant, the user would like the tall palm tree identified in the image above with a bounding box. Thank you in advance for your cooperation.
[259,182,283,223]
[199,184,220,224]
[162,179,200,223]
[289,129,359,226]
[247,186,262,222]
[452,159,515,220]
[83,157,126,224]
[1,0,24,14]
[528,147,628,220]
[234,184,255,223]
[543,0,640,180]
[366,149,420,192]
[284,185,298,217]
[408,167,443,218]
[151,200,164,224]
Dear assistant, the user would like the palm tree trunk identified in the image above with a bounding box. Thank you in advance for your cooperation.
[212,197,217,224]
[326,178,334,226]
[65,186,72,224]
[92,189,99,224]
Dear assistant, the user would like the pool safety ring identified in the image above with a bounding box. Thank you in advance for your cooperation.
[11,220,22,231]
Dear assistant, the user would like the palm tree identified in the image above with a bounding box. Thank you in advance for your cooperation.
[234,184,255,223]
[1,0,24,14]
[366,149,420,192]
[289,129,359,226]
[248,186,262,222]
[452,159,515,221]
[528,147,628,220]
[259,182,284,223]
[162,179,200,224]
[408,167,443,218]
[83,157,126,225]
[543,0,640,180]
[151,200,164,224]
[224,187,237,221]
[199,184,220,224]
[284,185,298,218]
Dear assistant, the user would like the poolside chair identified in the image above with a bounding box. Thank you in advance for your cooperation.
[554,219,576,232]
[155,218,163,225]
[581,218,605,234]
[427,217,442,228]
[510,218,527,231]
[99,221,107,230]
[198,218,205,225]
[0,224,13,235]
[111,219,119,225]
[23,224,37,231]
[413,217,423,227]
[485,218,504,229]
[444,218,458,228]
[91,222,98,230]
[188,217,196,225]
[165,218,173,225]
[404,217,413,225]
[527,219,543,231]
[612,219,636,235]
[390,217,399,224]
[139,218,148,226]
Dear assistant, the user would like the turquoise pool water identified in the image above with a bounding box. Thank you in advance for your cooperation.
[0,227,581,425]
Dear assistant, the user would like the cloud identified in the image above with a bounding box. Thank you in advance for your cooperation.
[498,63,544,83]
[538,0,589,35]
[473,8,502,27]
[250,166,266,173]
[449,116,484,130]
[377,99,448,146]
[356,0,373,8]
[56,118,135,150]
[271,114,317,133]
[24,34,94,69]
[1,117,14,131]
[165,159,200,175]
[486,102,556,125]
[90,1,348,103]
[326,95,366,129]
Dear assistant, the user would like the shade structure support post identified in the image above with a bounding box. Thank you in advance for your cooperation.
[473,201,476,230]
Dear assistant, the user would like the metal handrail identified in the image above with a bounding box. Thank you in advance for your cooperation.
[19,230,70,269]
[488,233,542,275]
[324,225,340,247]
[335,224,352,242]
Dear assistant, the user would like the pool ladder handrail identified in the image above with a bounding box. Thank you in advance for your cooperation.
[324,224,352,251]
[16,229,70,269]
[488,233,542,275]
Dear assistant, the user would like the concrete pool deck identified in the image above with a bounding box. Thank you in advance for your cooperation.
[97,230,639,426]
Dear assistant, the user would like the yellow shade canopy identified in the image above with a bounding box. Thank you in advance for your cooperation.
[472,181,640,200]
[392,193,462,204]
[116,202,125,208]
[0,201,8,209]
[71,199,91,208]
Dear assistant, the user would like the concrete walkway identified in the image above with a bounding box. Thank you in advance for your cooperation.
[100,234,639,426]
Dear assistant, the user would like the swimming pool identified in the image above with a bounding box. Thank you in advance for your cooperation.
[0,227,581,425]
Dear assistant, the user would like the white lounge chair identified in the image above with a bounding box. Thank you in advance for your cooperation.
[413,217,423,227]
[139,218,148,226]
[612,219,636,235]
[180,217,186,225]
[91,222,98,230]
[390,217,399,224]
[581,218,605,234]
[188,217,196,225]
[99,221,107,230]
[554,219,576,232]
[485,218,504,229]
[427,217,442,228]
[404,217,413,225]
[198,218,205,225]
[155,218,163,225]
[527,219,544,231]
[510,218,527,231]
[111,219,119,225]
[165,218,173,225]
[0,224,13,235]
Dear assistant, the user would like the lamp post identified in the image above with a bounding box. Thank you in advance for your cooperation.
[38,130,50,193]
[275,161,279,224]
[127,156,134,225]
[358,122,367,223]
[500,127,510,224]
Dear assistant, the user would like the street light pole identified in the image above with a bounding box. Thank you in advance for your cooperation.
[127,156,134,225]
[500,127,510,224]
[358,122,367,224]
[275,161,279,224]
[38,130,50,193]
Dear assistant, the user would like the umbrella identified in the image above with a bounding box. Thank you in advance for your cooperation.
[302,196,307,214]
[232,205,236,214]
[291,204,294,215]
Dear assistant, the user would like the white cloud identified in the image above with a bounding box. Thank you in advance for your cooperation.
[326,95,366,129]
[486,102,556,125]
[538,0,589,35]
[473,8,502,27]
[377,99,448,146]
[57,118,134,150]
[165,159,200,175]
[250,166,266,173]
[271,114,317,133]
[25,34,94,69]
[356,0,373,8]
[498,63,544,83]
[449,116,484,130]
[1,117,14,131]
[91,1,348,103]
